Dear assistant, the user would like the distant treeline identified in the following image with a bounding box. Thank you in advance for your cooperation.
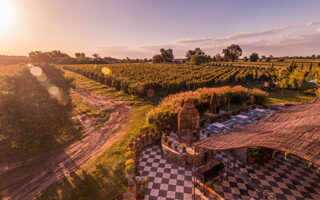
[28,50,151,64]
[0,55,30,65]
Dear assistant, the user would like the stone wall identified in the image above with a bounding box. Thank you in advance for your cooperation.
[161,142,214,167]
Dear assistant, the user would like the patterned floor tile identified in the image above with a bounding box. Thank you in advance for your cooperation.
[138,144,320,200]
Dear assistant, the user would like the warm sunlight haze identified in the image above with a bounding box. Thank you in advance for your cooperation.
[0,1,320,200]
[0,0,15,36]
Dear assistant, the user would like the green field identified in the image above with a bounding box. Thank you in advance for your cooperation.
[37,69,154,200]
[1,63,317,199]
[64,63,274,97]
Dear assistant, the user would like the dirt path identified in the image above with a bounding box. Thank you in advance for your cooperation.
[0,88,132,200]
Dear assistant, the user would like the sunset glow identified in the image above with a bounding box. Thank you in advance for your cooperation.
[0,0,15,35]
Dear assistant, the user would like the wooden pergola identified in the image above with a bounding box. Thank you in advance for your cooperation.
[194,98,320,166]
[191,98,320,199]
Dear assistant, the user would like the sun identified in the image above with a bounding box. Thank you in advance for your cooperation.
[0,0,15,35]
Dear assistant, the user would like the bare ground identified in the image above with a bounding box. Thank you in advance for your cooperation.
[0,88,131,200]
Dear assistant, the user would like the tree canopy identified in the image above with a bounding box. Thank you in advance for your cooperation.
[189,54,211,65]
[222,44,242,61]
[249,53,259,62]
[152,55,164,63]
[160,48,174,63]
[0,64,75,158]
[186,48,205,61]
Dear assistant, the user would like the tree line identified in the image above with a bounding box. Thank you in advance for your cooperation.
[28,50,151,64]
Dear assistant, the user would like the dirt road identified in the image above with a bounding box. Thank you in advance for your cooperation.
[0,88,131,200]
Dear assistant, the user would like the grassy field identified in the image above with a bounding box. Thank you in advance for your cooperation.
[64,63,273,97]
[242,81,315,104]
[23,67,316,199]
[37,70,154,200]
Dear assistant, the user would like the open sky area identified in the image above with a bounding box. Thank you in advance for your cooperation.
[1,0,320,58]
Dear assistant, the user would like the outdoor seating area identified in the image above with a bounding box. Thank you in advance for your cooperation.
[132,97,320,199]
[138,144,320,200]
[203,108,274,136]
[160,103,274,168]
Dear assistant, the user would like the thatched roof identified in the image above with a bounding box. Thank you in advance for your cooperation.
[194,98,320,166]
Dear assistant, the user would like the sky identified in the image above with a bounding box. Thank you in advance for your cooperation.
[0,0,320,58]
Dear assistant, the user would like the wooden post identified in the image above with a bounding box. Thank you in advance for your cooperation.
[193,146,196,200]
[227,150,230,177]
[233,149,236,172]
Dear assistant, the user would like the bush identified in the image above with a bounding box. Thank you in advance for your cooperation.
[125,158,135,166]
[251,88,268,105]
[125,164,135,171]
[125,151,134,159]
[147,86,267,131]
[152,55,164,63]
[316,88,320,97]
[0,63,75,158]
[189,55,210,65]
[304,88,316,95]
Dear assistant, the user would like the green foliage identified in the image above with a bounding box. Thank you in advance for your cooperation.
[125,158,135,166]
[125,151,134,159]
[0,64,75,158]
[316,88,320,97]
[186,47,205,61]
[247,147,261,159]
[147,86,267,131]
[287,60,297,72]
[251,88,268,105]
[125,163,135,171]
[241,102,248,112]
[160,48,174,63]
[152,55,164,63]
[222,44,242,61]
[189,54,211,65]
[250,53,259,62]
[64,63,274,98]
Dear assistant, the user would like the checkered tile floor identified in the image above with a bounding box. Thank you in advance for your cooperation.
[138,144,320,200]
[138,145,196,200]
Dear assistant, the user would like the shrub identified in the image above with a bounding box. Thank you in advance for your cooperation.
[189,55,211,65]
[125,164,135,171]
[125,151,134,159]
[125,158,135,166]
[251,88,268,105]
[152,55,164,63]
[0,64,74,158]
[147,85,267,131]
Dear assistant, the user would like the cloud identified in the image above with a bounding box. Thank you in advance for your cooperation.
[175,25,295,44]
[216,33,320,57]
[306,21,320,26]
[88,23,320,59]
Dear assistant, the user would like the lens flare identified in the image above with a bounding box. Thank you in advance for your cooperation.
[101,67,111,75]
[30,67,43,77]
[147,89,155,97]
[135,84,144,93]
[37,74,47,82]
[48,86,60,96]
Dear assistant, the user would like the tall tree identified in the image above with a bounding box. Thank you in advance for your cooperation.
[0,64,74,156]
[249,53,259,62]
[92,53,100,59]
[222,44,242,61]
[152,55,164,63]
[215,54,222,62]
[185,48,205,61]
[75,53,85,58]
[160,48,174,63]
[189,55,211,65]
